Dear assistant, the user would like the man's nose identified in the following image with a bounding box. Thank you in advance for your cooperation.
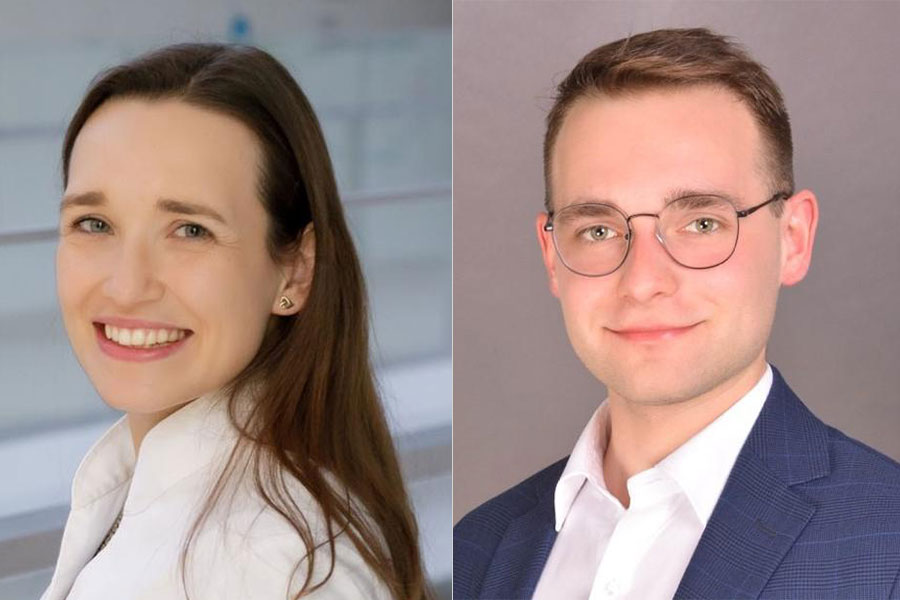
[102,239,165,307]
[615,216,679,303]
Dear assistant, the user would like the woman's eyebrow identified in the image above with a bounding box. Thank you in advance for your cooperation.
[157,198,227,224]
[60,191,227,224]
[59,190,104,212]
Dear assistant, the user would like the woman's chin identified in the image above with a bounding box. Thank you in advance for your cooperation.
[92,381,183,415]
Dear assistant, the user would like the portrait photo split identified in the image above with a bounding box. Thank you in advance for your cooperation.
[0,1,899,599]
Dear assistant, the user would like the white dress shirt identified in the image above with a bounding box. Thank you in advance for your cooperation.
[40,387,390,600]
[533,364,773,600]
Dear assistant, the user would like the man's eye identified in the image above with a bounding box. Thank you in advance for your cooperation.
[686,217,720,233]
[174,223,212,240]
[72,217,110,234]
[579,224,618,241]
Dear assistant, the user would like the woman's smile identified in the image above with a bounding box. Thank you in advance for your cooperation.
[94,321,193,362]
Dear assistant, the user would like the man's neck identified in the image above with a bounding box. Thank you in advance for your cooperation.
[602,356,768,508]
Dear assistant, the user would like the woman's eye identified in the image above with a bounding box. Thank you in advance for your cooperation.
[73,217,110,234]
[174,223,212,240]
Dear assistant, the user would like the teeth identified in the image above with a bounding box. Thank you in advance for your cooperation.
[102,325,189,348]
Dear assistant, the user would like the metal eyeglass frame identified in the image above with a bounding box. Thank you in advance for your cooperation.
[543,191,791,277]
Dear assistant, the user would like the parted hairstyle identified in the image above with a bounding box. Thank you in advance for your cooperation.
[61,43,427,599]
[544,27,794,213]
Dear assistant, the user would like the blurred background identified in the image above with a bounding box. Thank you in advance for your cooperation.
[0,1,450,597]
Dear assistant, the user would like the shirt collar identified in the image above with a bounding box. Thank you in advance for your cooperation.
[552,364,773,531]
[553,401,612,531]
[71,386,243,515]
[656,364,772,526]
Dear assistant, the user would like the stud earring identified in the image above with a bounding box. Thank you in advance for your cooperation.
[279,296,295,310]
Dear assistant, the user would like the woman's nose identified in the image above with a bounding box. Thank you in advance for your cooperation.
[101,240,165,307]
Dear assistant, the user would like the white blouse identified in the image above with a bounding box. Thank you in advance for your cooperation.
[40,388,391,600]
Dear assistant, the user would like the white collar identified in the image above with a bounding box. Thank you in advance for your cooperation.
[553,364,773,531]
[71,386,239,516]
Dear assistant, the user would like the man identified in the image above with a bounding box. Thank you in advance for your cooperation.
[454,28,900,599]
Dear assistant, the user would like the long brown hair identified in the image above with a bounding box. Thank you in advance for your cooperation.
[544,27,793,214]
[62,43,427,599]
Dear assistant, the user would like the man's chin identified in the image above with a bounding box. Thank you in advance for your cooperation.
[593,357,716,406]
[608,381,701,406]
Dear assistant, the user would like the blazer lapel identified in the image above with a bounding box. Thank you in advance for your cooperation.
[675,366,829,599]
[480,487,557,599]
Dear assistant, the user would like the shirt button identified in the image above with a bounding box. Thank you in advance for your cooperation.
[604,579,620,597]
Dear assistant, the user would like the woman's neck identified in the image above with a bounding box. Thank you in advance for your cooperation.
[127,402,189,456]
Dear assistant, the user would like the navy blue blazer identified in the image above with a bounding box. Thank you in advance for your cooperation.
[454,366,900,599]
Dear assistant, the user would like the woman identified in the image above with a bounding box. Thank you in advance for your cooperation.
[42,43,427,599]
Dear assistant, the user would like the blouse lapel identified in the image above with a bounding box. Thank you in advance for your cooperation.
[40,420,131,600]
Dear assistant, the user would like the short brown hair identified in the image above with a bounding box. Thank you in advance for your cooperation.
[544,28,793,214]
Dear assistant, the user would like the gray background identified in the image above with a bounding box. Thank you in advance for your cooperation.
[453,0,900,523]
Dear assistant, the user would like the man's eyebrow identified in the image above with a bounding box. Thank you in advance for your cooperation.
[563,188,744,213]
[662,188,743,207]
[60,191,227,224]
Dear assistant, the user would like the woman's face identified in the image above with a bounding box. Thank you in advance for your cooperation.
[57,98,289,415]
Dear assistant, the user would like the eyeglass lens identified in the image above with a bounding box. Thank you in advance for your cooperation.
[551,196,740,276]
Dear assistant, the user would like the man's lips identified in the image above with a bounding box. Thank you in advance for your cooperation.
[607,322,701,342]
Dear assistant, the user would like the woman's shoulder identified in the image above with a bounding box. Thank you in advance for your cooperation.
[191,461,392,599]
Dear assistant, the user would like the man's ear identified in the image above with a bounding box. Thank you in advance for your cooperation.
[536,213,561,297]
[273,222,316,315]
[779,189,819,286]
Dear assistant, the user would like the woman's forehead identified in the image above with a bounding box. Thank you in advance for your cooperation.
[66,98,264,222]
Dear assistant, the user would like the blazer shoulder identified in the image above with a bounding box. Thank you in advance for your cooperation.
[824,424,900,487]
[453,458,566,598]
[455,457,567,538]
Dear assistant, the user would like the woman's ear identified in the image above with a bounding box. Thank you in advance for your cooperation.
[273,222,316,315]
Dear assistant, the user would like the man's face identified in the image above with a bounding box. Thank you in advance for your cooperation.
[538,86,790,405]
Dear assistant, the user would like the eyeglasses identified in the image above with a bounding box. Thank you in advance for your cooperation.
[543,192,790,277]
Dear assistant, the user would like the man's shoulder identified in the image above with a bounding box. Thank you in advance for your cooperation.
[765,365,900,495]
[453,458,566,598]
[821,423,900,488]
[455,457,567,539]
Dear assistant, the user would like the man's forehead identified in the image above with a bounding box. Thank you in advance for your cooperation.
[548,85,767,210]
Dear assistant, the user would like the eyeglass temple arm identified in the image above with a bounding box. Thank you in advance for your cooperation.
[736,192,791,218]
[543,212,555,231]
